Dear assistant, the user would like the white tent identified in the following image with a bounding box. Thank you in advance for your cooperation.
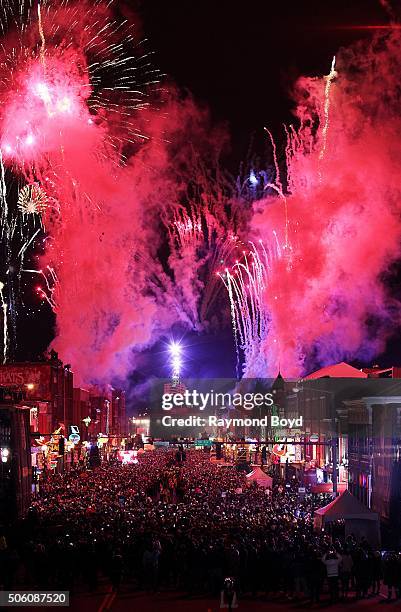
[314,489,380,547]
[246,467,273,488]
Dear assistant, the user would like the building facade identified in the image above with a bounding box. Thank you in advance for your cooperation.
[89,388,127,438]
[72,388,91,440]
[0,405,32,522]
[345,396,401,529]
[0,353,73,434]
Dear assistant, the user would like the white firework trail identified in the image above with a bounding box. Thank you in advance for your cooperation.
[0,148,9,362]
[319,56,337,163]
[22,265,59,311]
[172,207,202,249]
[0,149,45,361]
[0,281,7,363]
[220,240,277,378]
[264,128,292,252]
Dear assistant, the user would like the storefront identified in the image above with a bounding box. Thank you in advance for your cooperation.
[0,360,73,434]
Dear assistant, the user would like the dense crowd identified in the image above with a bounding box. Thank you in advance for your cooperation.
[1,448,401,604]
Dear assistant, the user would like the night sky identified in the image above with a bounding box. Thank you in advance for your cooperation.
[139,0,386,159]
[17,0,401,392]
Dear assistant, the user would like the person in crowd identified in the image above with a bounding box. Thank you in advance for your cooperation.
[383,552,400,601]
[6,448,388,603]
[370,550,382,596]
[322,549,342,603]
[305,548,325,604]
[339,547,353,599]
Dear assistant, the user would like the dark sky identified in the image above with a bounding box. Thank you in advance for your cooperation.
[138,0,386,159]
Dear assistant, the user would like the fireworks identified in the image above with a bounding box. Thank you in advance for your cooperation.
[220,241,276,377]
[230,35,401,378]
[319,56,337,163]
[172,208,203,249]
[169,205,242,328]
[0,281,7,364]
[1,2,400,385]
[0,0,164,373]
[22,266,59,311]
[0,0,160,168]
[166,146,247,330]
[18,182,49,214]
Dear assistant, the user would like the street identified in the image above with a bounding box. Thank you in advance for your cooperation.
[66,587,401,612]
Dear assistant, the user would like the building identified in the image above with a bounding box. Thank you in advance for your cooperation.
[305,361,401,380]
[304,362,401,534]
[72,387,126,440]
[131,415,150,438]
[362,365,401,378]
[111,389,126,436]
[344,396,401,533]
[0,352,73,435]
[305,362,368,380]
[89,393,110,437]
[0,404,32,522]
[163,381,186,396]
[73,388,91,440]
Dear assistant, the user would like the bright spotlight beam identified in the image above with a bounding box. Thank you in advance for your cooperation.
[169,341,182,382]
[169,341,182,357]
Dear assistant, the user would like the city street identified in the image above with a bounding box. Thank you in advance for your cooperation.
[65,588,401,612]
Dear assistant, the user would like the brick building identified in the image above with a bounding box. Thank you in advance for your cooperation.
[88,388,126,437]
[72,388,91,440]
[112,389,126,436]
[0,352,73,435]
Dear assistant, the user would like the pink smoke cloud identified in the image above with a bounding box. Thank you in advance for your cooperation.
[252,32,401,376]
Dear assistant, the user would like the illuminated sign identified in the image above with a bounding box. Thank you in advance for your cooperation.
[117,450,138,464]
[272,444,287,457]
[69,425,80,443]
[0,365,51,399]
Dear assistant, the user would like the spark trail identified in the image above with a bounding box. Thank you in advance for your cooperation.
[0,281,7,363]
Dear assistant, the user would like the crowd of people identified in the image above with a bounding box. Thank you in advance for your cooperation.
[1,448,401,604]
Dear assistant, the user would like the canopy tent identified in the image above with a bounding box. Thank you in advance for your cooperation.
[246,467,273,488]
[314,489,380,547]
